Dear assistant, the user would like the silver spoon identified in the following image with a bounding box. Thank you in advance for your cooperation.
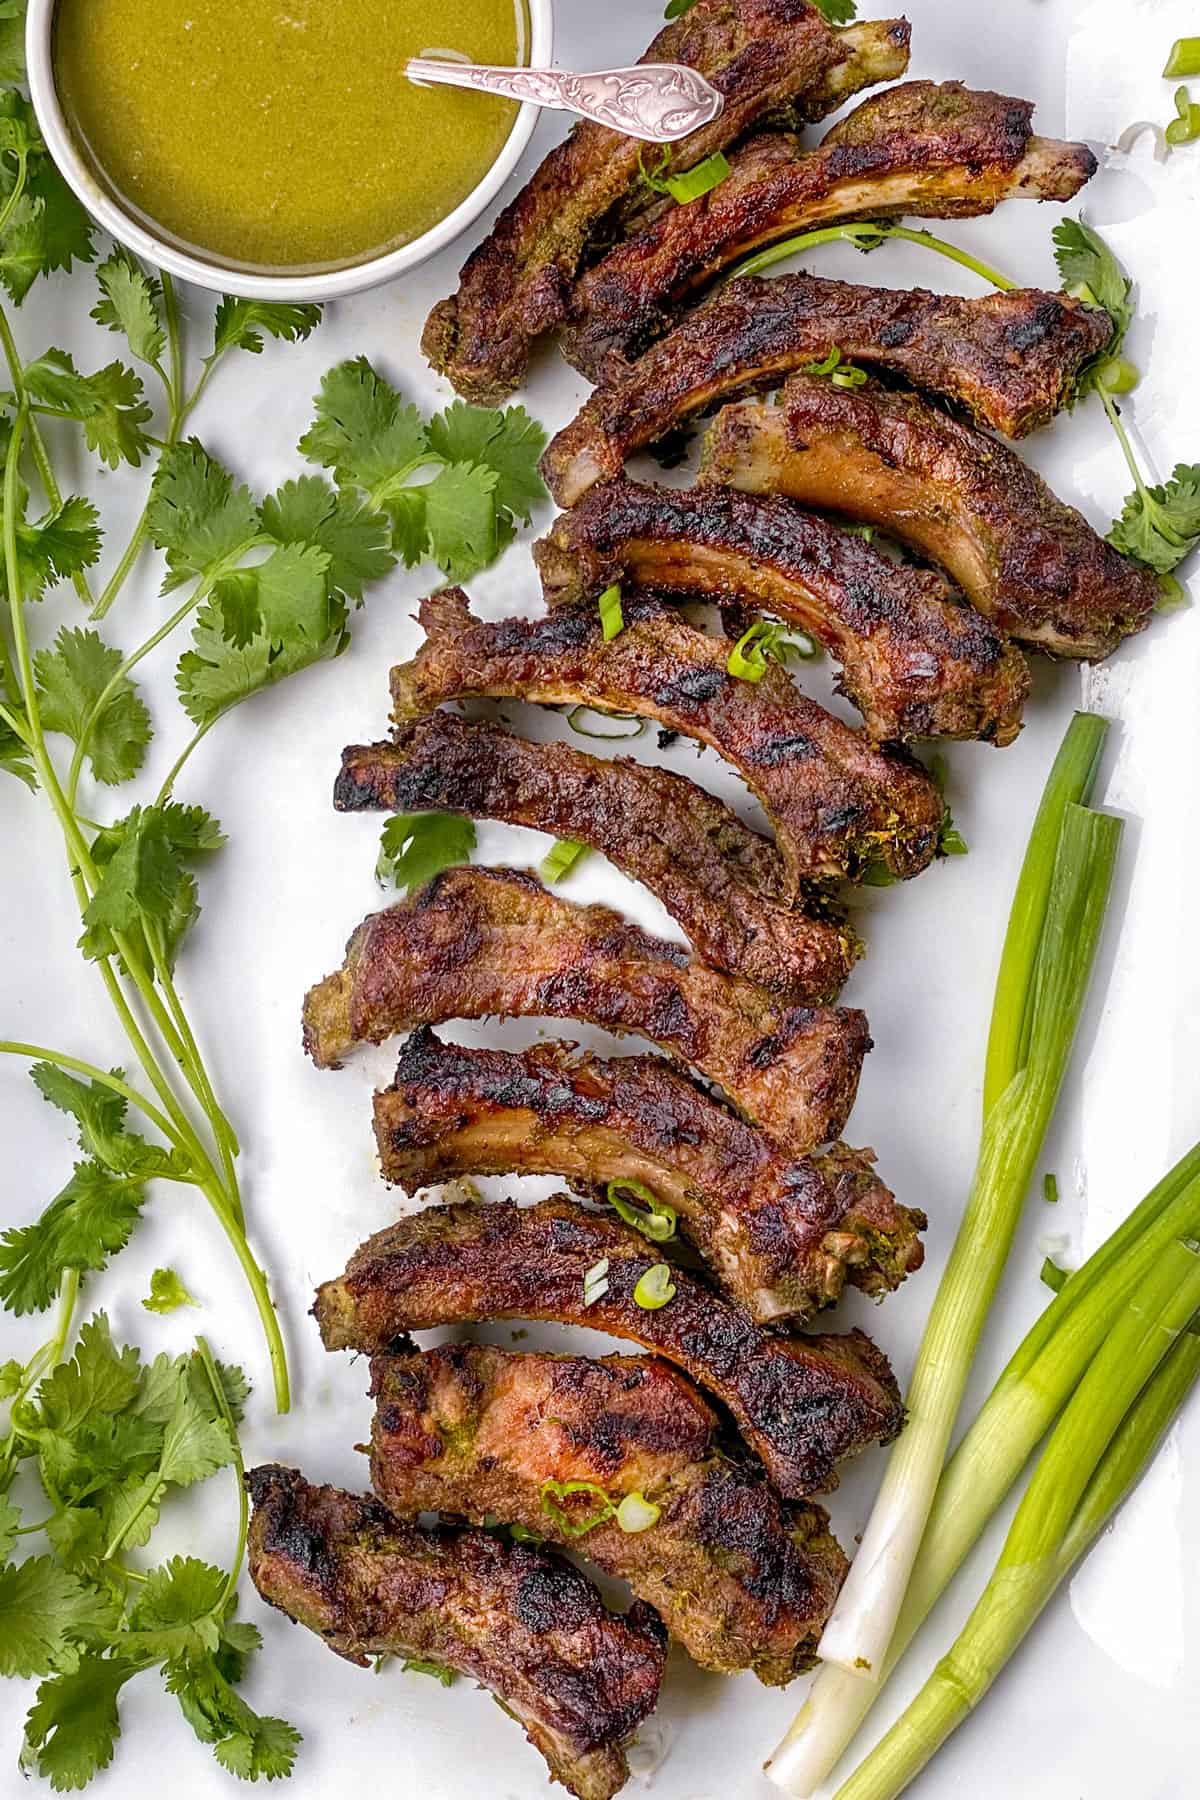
[404,57,725,143]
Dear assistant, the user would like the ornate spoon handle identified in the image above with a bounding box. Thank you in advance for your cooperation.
[404,59,725,142]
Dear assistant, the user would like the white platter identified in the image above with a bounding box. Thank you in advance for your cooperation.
[2,0,1199,1795]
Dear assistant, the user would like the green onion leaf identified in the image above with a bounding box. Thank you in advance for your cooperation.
[801,346,868,388]
[539,1479,615,1536]
[583,1256,610,1306]
[1165,36,1200,77]
[566,704,645,740]
[1043,1172,1059,1204]
[540,838,590,884]
[605,1181,677,1243]
[615,1492,662,1533]
[726,618,813,681]
[598,583,624,642]
[663,152,731,204]
[633,1263,678,1310]
[1039,1256,1068,1294]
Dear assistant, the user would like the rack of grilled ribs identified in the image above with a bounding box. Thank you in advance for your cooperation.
[313,1196,904,1496]
[535,478,1030,745]
[561,81,1099,376]
[368,1344,848,1684]
[542,275,1113,506]
[373,1031,925,1323]
[247,1465,665,1800]
[301,866,869,1153]
[334,715,859,1002]
[389,589,945,889]
[701,375,1159,660]
[422,1,911,403]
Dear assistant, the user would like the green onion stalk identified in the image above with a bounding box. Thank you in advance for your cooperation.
[811,714,1119,1687]
[766,1141,1200,1794]
[831,1240,1200,1800]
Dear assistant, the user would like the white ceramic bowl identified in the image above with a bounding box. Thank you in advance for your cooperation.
[25,0,553,300]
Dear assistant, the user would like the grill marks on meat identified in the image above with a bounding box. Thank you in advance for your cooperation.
[334,714,859,1002]
[702,377,1159,660]
[373,1031,925,1323]
[535,478,1030,745]
[419,0,889,404]
[389,589,945,890]
[312,1196,905,1497]
[542,275,1113,506]
[246,1465,665,1800]
[368,1344,849,1684]
[301,866,868,1153]
[561,81,1098,376]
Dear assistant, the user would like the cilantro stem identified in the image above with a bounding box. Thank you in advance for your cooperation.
[0,1040,184,1147]
[156,714,220,804]
[144,919,243,1219]
[729,221,1019,290]
[0,1269,80,1478]
[0,304,94,609]
[195,1333,249,1599]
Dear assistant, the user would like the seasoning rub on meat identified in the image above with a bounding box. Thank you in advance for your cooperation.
[301,866,870,1152]
[335,713,860,1002]
[368,1343,849,1684]
[247,1465,666,1800]
[313,1196,905,1497]
[389,588,946,889]
[373,1030,925,1323]
[535,478,1031,745]
[702,375,1159,659]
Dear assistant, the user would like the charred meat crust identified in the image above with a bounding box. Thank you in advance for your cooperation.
[420,0,874,404]
[312,1196,905,1497]
[702,377,1158,660]
[535,477,1030,745]
[561,81,1099,376]
[368,1344,849,1684]
[246,1464,665,1800]
[300,865,869,1154]
[388,588,945,890]
[335,713,860,1002]
[542,274,1113,506]
[373,1029,925,1323]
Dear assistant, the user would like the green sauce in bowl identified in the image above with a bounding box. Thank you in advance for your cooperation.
[52,0,525,273]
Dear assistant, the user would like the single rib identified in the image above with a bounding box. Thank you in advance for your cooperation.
[421,1,907,403]
[701,375,1159,659]
[535,477,1031,744]
[247,1464,665,1800]
[542,274,1112,507]
[373,1030,925,1323]
[313,1196,905,1496]
[389,588,945,890]
[561,80,1099,376]
[368,1342,848,1684]
[335,712,859,1001]
[301,866,869,1153]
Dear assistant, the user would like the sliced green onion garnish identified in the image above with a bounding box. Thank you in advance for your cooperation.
[539,1478,615,1536]
[540,837,591,884]
[832,366,868,388]
[801,345,868,389]
[402,1658,455,1686]
[1039,1256,1068,1293]
[726,619,782,682]
[639,147,730,204]
[583,1255,610,1306]
[598,582,624,642]
[803,347,842,376]
[1043,1172,1059,1204]
[1097,355,1140,394]
[633,1263,678,1310]
[1164,36,1200,77]
[606,1180,677,1243]
[1165,83,1200,144]
[616,1491,662,1533]
[567,704,646,740]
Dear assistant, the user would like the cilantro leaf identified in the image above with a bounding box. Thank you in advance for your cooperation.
[91,248,166,368]
[0,0,26,82]
[425,401,547,524]
[1052,217,1133,392]
[0,1498,20,1560]
[259,474,395,603]
[157,1380,234,1487]
[34,626,152,785]
[0,708,34,788]
[37,1316,142,1432]
[0,1163,146,1313]
[30,1061,129,1164]
[81,802,225,970]
[189,1355,249,1426]
[23,155,95,280]
[1107,463,1200,575]
[146,440,262,592]
[5,495,103,601]
[421,460,501,581]
[20,1655,139,1790]
[211,297,321,358]
[0,1557,115,1677]
[299,356,429,499]
[376,812,477,893]
[142,1267,196,1314]
[24,349,154,468]
[166,1652,301,1780]
[125,1557,225,1659]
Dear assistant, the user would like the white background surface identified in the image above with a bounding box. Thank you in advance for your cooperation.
[2,0,1199,1795]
